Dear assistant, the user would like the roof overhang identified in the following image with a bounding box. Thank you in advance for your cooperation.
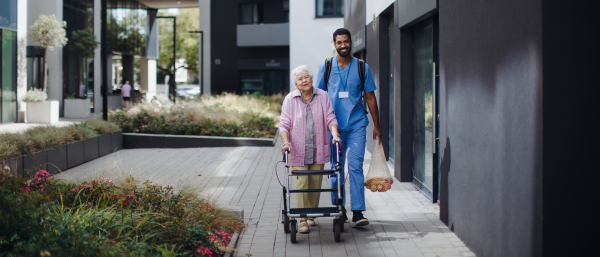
[138,0,198,8]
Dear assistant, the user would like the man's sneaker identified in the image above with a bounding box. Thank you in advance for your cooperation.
[306,219,317,226]
[342,207,349,223]
[352,211,369,227]
[298,221,309,233]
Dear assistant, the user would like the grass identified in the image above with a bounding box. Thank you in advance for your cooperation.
[0,166,245,256]
[0,119,121,161]
[109,93,283,138]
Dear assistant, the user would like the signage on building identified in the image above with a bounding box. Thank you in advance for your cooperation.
[238,59,289,70]
[352,27,366,53]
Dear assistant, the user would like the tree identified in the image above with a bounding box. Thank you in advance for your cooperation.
[71,29,99,59]
[28,14,68,92]
[157,8,199,88]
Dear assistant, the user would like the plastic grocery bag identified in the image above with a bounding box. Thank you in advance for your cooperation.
[364,139,393,192]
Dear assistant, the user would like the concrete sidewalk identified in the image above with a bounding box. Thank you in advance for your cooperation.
[55,141,475,257]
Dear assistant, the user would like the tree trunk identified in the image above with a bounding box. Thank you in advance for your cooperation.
[43,49,48,92]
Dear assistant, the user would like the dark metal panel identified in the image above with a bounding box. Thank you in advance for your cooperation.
[397,0,437,28]
[238,58,289,70]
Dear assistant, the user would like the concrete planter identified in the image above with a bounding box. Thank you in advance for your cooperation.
[47,145,68,175]
[24,150,48,173]
[26,101,59,124]
[0,156,24,178]
[111,131,123,151]
[84,137,99,162]
[67,140,85,169]
[98,133,112,156]
[123,133,275,149]
[64,98,91,119]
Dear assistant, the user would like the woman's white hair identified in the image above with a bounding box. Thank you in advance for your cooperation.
[290,65,313,86]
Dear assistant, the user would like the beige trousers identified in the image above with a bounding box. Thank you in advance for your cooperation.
[293,163,324,221]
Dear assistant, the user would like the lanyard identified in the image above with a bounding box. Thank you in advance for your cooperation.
[336,56,352,92]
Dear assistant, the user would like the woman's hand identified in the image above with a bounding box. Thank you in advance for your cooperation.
[281,142,291,157]
[332,134,342,147]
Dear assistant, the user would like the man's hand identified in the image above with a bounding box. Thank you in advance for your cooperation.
[372,126,381,142]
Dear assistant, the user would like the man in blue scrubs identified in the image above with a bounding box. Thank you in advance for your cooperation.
[316,28,381,227]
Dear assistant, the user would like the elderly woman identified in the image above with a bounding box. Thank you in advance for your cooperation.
[279,65,342,234]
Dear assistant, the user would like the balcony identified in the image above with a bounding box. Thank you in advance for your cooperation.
[237,23,289,47]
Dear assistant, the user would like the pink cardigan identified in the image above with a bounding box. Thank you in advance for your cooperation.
[279,88,338,166]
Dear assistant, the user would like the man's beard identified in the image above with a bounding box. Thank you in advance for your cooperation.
[336,46,352,57]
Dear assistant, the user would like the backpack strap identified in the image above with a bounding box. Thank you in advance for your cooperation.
[324,57,333,91]
[357,59,368,114]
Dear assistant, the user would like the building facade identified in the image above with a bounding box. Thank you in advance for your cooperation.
[210,0,290,96]
[344,0,598,256]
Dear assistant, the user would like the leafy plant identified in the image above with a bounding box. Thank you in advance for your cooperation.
[28,14,68,92]
[70,29,99,59]
[22,88,48,102]
[0,170,245,256]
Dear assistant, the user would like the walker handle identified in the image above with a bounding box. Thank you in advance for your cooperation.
[334,141,340,164]
[284,150,289,164]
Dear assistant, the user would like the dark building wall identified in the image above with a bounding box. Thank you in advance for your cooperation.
[211,0,239,94]
[262,0,287,23]
[541,1,599,256]
[238,46,289,60]
[438,0,543,256]
[344,0,365,36]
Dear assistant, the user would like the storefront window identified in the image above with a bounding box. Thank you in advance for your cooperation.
[1,29,18,123]
[107,0,148,56]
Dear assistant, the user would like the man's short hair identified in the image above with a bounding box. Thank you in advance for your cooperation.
[333,28,352,42]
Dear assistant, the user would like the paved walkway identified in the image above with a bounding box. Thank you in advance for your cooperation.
[55,141,475,257]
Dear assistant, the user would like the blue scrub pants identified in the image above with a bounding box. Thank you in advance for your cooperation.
[329,127,366,211]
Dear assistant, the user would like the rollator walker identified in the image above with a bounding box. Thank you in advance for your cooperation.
[281,142,345,243]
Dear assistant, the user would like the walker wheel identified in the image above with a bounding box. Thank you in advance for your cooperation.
[334,220,341,242]
[283,215,290,233]
[290,220,297,243]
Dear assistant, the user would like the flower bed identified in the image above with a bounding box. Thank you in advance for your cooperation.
[0,119,120,162]
[0,170,245,256]
[109,93,283,138]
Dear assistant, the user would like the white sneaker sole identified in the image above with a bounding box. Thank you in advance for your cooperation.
[352,219,369,227]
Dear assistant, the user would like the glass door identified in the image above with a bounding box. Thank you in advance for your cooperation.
[412,16,437,199]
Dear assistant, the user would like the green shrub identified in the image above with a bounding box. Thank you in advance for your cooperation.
[0,120,120,161]
[109,93,282,138]
[0,170,245,256]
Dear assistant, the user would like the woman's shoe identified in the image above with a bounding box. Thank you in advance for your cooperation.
[299,221,309,233]
[306,219,317,226]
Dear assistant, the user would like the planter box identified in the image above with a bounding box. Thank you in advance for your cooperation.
[98,133,112,156]
[64,98,91,119]
[84,137,99,162]
[123,133,275,149]
[67,140,85,169]
[111,131,123,151]
[0,156,24,178]
[26,101,59,124]
[24,150,48,174]
[107,94,123,110]
[47,145,67,175]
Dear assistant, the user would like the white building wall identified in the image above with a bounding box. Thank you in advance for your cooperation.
[366,0,395,25]
[199,0,211,95]
[17,0,28,122]
[289,0,343,91]
[27,0,63,104]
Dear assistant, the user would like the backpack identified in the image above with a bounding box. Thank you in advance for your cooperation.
[323,57,368,114]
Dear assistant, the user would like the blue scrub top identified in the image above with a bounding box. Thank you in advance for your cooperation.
[316,57,377,131]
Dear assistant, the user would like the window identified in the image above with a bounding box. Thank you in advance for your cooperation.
[239,3,264,24]
[316,0,343,18]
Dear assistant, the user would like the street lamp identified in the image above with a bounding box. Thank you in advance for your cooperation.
[157,16,177,103]
[188,30,203,95]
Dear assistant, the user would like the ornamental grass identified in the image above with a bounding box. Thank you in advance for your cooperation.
[0,120,120,162]
[109,93,283,138]
[0,169,244,256]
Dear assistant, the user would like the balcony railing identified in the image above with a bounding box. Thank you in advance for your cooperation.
[237,23,289,47]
